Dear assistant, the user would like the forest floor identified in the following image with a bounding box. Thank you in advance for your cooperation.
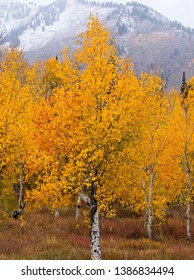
[0,207,194,260]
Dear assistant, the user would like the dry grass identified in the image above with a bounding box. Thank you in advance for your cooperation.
[0,207,194,260]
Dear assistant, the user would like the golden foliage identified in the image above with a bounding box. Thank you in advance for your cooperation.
[1,16,194,234]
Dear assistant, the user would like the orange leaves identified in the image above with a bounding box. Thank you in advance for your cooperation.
[24,15,144,211]
[0,48,34,162]
[0,48,36,212]
[3,16,194,230]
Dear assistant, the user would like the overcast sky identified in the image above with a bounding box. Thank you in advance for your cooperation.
[88,0,194,28]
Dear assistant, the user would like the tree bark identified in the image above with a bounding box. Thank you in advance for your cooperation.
[185,165,191,240]
[147,206,152,240]
[76,191,91,220]
[141,164,156,239]
[184,108,191,240]
[141,170,154,239]
[76,195,81,221]
[78,191,91,205]
[76,189,101,259]
[141,175,148,230]
[19,162,25,210]
[147,170,154,240]
[13,162,25,219]
[186,200,191,240]
[90,183,101,260]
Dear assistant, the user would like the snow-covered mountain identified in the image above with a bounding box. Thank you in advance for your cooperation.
[2,0,129,53]
[1,0,194,88]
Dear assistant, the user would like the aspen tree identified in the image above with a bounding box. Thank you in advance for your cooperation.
[26,15,140,259]
[110,74,174,239]
[0,48,34,217]
[167,75,194,240]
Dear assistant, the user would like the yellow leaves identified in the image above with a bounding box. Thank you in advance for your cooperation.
[0,47,35,178]
[96,185,117,218]
[26,173,72,210]
[2,16,193,228]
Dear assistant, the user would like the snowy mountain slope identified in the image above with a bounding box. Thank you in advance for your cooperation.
[0,1,38,33]
[19,0,116,52]
[1,0,194,88]
[15,0,170,55]
[1,0,171,51]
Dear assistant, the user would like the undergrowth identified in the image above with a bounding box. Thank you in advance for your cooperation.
[0,207,193,260]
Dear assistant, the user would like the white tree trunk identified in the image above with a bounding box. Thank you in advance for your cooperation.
[185,167,191,240]
[185,166,191,240]
[186,200,191,240]
[141,167,155,240]
[76,189,101,259]
[76,196,81,221]
[90,183,101,260]
[141,175,148,229]
[147,177,153,239]
[184,107,192,240]
[91,207,101,260]
[147,206,152,240]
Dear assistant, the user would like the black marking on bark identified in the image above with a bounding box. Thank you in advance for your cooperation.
[12,204,25,220]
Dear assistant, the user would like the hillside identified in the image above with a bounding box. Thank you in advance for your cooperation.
[1,0,194,88]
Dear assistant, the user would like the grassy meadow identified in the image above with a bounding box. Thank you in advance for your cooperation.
[0,207,194,260]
